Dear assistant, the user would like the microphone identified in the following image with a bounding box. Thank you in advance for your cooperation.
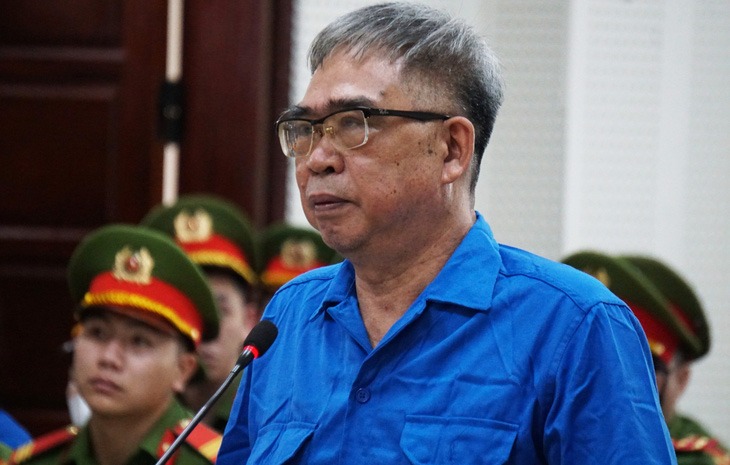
[155,320,278,465]
[229,319,278,377]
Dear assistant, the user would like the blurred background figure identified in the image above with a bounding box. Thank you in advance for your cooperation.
[257,223,339,309]
[9,225,220,465]
[141,194,259,432]
[563,251,730,465]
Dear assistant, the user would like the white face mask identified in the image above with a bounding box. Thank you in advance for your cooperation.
[67,392,91,427]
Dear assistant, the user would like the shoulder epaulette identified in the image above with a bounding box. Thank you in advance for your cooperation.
[10,426,79,465]
[674,434,711,452]
[674,435,730,465]
[173,420,221,463]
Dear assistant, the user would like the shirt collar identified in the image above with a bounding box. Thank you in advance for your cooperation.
[421,212,500,310]
[311,211,501,320]
[309,260,355,321]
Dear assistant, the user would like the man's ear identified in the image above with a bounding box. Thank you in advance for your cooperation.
[441,116,475,185]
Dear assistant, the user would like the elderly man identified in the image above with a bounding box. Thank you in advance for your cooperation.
[218,2,674,464]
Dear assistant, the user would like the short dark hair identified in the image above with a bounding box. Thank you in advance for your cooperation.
[202,266,253,300]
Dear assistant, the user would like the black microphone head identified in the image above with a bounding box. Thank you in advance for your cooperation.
[242,320,278,358]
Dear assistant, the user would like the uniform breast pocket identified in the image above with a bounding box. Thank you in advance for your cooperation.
[400,415,518,465]
[246,421,316,465]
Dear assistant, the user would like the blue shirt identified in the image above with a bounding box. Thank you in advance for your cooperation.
[219,213,676,465]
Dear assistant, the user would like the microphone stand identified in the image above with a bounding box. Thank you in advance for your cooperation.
[155,353,249,465]
[155,319,277,465]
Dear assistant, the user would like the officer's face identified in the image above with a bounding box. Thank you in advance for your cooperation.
[654,356,691,421]
[198,273,260,384]
[71,309,197,419]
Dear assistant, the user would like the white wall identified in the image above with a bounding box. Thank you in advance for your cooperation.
[286,0,730,443]
[561,0,730,443]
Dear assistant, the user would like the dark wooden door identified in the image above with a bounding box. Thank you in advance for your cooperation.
[0,0,291,436]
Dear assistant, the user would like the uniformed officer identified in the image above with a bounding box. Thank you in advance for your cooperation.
[257,223,338,308]
[141,195,259,433]
[9,224,221,465]
[563,251,730,465]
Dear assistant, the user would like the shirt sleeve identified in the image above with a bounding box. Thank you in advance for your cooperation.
[543,301,677,465]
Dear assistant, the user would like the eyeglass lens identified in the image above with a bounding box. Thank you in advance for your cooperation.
[278,109,369,158]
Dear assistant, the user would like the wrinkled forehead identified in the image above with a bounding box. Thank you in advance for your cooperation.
[313,47,416,87]
[298,52,434,117]
[325,48,445,105]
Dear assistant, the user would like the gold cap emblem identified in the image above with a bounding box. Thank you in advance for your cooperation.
[113,246,154,284]
[583,266,611,288]
[280,238,317,268]
[174,209,213,243]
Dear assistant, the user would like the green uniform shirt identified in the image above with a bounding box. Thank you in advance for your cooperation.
[1,442,13,462]
[11,400,220,465]
[670,413,730,465]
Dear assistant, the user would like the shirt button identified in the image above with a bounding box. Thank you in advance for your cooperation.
[355,388,371,403]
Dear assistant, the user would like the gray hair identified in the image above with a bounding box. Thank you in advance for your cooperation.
[308,1,505,192]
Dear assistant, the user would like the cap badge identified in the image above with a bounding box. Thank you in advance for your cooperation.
[174,209,213,243]
[113,246,154,285]
[582,266,611,288]
[280,238,317,268]
[648,339,666,357]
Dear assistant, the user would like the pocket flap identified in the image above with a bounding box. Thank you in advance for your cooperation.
[401,415,518,465]
[247,421,316,465]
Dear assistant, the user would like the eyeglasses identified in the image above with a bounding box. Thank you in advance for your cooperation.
[275,106,452,158]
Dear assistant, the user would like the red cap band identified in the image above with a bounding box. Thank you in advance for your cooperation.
[626,300,679,366]
[178,234,256,284]
[82,272,204,346]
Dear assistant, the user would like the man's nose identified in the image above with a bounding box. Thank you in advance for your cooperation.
[303,129,344,174]
[98,338,125,367]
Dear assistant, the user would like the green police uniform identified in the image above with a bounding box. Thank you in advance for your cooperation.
[141,195,258,433]
[563,251,730,465]
[2,442,13,463]
[621,255,729,465]
[9,225,222,465]
[670,414,730,465]
[9,400,220,465]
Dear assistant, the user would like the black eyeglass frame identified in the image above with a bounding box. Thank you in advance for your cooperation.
[275,106,453,158]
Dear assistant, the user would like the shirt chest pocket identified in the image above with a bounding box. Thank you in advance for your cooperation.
[401,415,518,465]
[246,421,316,465]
